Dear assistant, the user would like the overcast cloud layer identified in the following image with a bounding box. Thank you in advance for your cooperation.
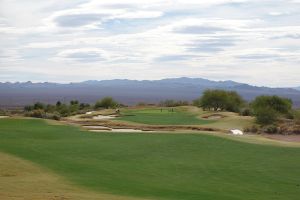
[0,0,300,87]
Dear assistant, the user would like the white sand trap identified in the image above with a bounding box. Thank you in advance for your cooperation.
[111,129,152,132]
[83,125,111,130]
[0,116,8,119]
[92,115,116,120]
[85,111,93,115]
[89,128,153,133]
[207,115,222,119]
[230,129,244,135]
[203,114,224,119]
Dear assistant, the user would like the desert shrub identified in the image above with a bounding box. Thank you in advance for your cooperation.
[26,109,45,118]
[244,125,259,133]
[0,109,7,115]
[24,105,34,112]
[79,103,90,110]
[95,97,118,109]
[57,104,70,117]
[33,102,46,110]
[136,102,147,106]
[70,100,79,105]
[251,95,292,114]
[240,108,252,116]
[251,95,293,125]
[293,110,300,124]
[160,99,189,107]
[254,107,278,125]
[24,100,92,119]
[264,125,278,134]
[285,112,294,119]
[45,104,56,113]
[45,112,61,120]
[56,101,62,107]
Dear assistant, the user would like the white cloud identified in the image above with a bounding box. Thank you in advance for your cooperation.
[0,0,300,87]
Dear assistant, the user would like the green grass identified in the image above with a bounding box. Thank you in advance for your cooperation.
[116,108,214,125]
[1,118,300,200]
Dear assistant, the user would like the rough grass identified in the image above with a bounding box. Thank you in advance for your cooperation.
[116,107,214,125]
[1,118,300,200]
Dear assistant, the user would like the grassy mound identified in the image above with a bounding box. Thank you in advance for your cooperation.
[0,119,300,200]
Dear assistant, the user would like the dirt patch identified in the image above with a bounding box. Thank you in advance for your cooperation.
[264,135,300,143]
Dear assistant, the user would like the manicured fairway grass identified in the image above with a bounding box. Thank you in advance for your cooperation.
[116,108,214,125]
[1,119,300,200]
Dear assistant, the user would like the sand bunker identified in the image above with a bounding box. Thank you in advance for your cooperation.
[111,129,153,133]
[82,125,111,130]
[202,114,225,119]
[92,115,117,120]
[87,127,153,133]
[0,116,8,119]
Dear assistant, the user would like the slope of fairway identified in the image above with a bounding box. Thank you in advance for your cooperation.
[116,108,214,125]
[0,152,144,200]
[1,119,300,200]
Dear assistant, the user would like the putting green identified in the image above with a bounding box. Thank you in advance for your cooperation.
[0,118,300,200]
[116,108,214,125]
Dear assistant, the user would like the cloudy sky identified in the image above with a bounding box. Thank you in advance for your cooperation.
[0,0,300,87]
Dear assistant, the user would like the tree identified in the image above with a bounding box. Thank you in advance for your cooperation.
[94,97,118,109]
[24,105,34,112]
[251,95,293,125]
[33,102,45,110]
[70,100,79,105]
[194,89,244,112]
[79,103,90,110]
[56,101,62,107]
[225,91,244,112]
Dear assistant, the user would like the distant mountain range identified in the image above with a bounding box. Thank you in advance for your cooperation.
[0,77,300,108]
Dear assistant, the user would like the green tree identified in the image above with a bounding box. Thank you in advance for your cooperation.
[194,90,244,112]
[225,91,245,112]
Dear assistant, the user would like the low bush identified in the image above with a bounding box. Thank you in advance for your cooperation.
[244,125,259,133]
[263,125,278,134]
[160,99,189,107]
[95,97,118,109]
[254,107,278,125]
[240,108,252,116]
[25,109,45,118]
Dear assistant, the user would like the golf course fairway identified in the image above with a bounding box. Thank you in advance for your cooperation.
[0,118,300,200]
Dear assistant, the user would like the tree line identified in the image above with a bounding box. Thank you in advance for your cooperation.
[24,97,119,120]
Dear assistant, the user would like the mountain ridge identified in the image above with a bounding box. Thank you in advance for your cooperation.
[0,77,299,108]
